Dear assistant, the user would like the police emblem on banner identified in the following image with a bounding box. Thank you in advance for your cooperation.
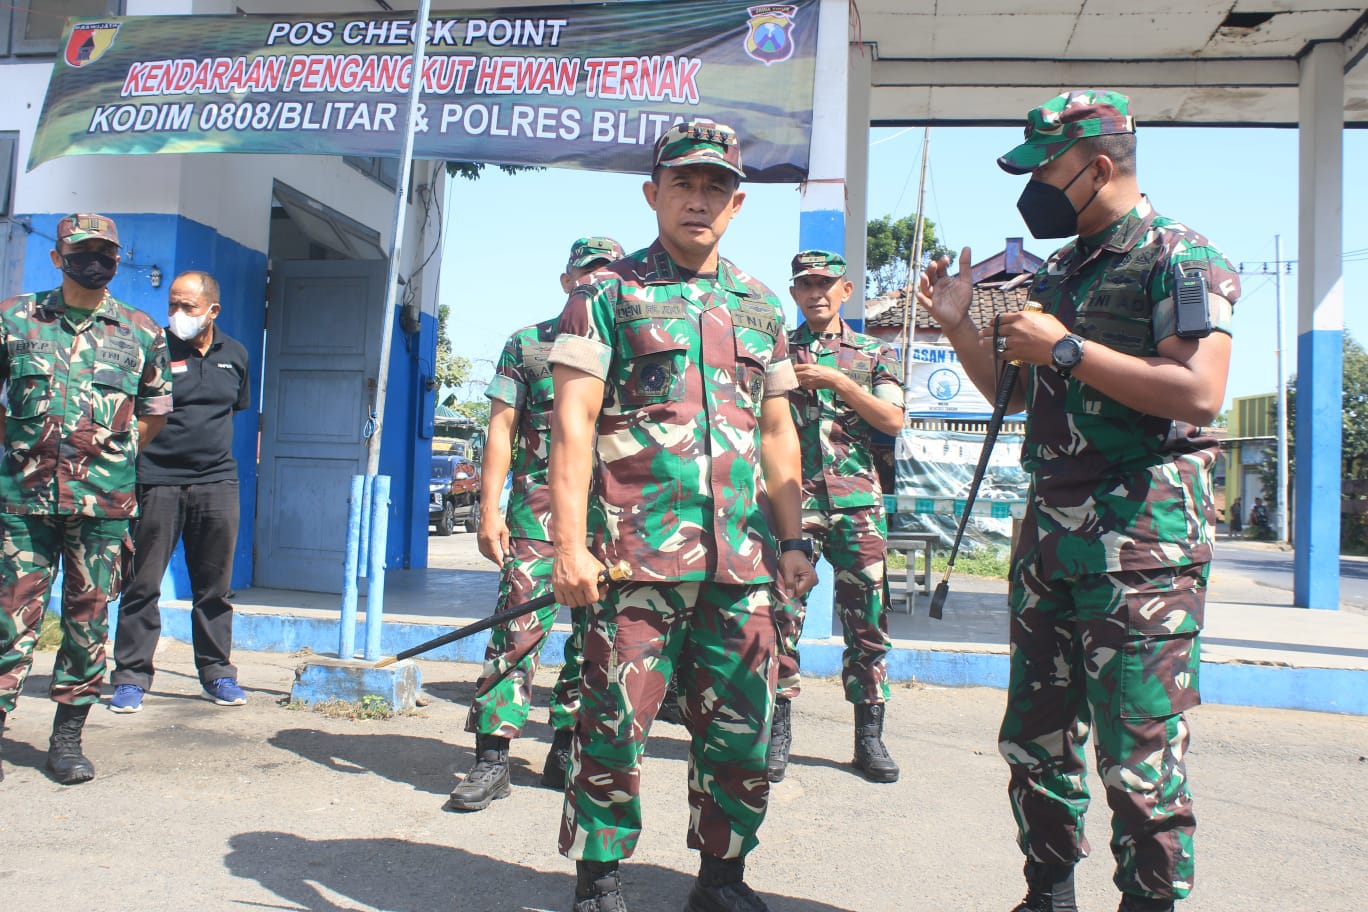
[744,4,798,65]
[64,21,121,68]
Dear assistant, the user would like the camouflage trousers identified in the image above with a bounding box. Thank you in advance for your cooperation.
[774,506,891,704]
[465,537,584,738]
[999,558,1206,902]
[0,513,129,712]
[559,581,777,863]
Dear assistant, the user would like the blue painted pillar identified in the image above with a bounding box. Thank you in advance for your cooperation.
[1294,41,1344,610]
[794,0,851,641]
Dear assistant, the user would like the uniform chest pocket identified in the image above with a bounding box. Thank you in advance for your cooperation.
[617,330,687,409]
[5,356,53,420]
[1075,290,1154,357]
[90,366,139,433]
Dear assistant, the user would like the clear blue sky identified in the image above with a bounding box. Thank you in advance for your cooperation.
[442,125,1368,414]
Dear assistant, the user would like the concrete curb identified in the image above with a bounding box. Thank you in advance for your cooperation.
[130,602,1368,717]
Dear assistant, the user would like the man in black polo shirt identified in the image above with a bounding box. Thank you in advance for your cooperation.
[109,271,251,712]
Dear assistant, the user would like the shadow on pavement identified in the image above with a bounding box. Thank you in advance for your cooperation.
[268,729,476,796]
[224,831,856,912]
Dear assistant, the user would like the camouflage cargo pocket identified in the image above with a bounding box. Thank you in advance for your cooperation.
[5,356,52,419]
[1118,583,1203,721]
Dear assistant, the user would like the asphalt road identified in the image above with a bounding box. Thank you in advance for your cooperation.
[2,642,1366,912]
[1210,537,1368,611]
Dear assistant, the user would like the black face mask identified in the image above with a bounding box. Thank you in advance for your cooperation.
[61,250,118,290]
[1016,160,1100,239]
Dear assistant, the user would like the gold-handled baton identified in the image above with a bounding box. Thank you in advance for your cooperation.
[928,301,1042,620]
[374,561,632,667]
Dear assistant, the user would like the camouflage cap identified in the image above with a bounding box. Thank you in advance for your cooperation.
[790,249,847,280]
[651,119,745,179]
[567,236,625,270]
[997,90,1135,175]
[57,213,120,247]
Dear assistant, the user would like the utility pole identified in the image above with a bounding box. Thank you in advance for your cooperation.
[899,127,930,390]
[1274,235,1289,544]
[1238,246,1294,544]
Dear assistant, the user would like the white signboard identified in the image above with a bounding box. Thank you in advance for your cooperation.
[904,342,995,419]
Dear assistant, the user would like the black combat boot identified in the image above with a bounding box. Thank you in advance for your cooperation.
[573,860,628,912]
[0,709,7,782]
[1010,860,1078,912]
[46,702,96,785]
[686,854,769,912]
[765,698,792,783]
[541,727,574,789]
[852,703,899,783]
[445,734,510,811]
[1118,894,1174,912]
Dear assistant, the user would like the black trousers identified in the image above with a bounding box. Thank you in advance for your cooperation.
[113,480,239,689]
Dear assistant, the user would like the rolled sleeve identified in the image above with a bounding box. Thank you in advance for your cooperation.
[137,331,174,416]
[874,382,905,406]
[485,373,524,408]
[549,334,611,380]
[764,357,798,396]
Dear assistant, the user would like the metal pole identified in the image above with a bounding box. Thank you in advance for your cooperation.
[339,474,365,659]
[1274,234,1289,543]
[366,0,432,476]
[364,475,392,662]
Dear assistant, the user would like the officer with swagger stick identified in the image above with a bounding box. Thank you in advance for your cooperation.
[918,91,1238,912]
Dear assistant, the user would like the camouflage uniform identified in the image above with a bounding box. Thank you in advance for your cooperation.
[775,319,903,705]
[1000,191,1238,902]
[549,239,797,862]
[0,287,173,712]
[465,318,583,738]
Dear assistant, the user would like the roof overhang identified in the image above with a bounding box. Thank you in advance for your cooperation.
[858,1,1368,127]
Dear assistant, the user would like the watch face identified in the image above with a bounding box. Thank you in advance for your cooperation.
[1052,336,1082,368]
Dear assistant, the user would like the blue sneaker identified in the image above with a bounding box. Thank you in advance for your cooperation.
[203,677,247,706]
[109,684,144,714]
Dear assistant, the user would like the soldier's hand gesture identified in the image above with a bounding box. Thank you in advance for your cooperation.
[916,247,975,333]
[553,545,608,608]
[779,550,817,599]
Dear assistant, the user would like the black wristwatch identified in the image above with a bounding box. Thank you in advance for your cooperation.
[1050,333,1086,378]
[778,538,815,564]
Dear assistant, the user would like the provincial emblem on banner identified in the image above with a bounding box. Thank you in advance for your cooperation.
[744,4,797,65]
[64,21,121,68]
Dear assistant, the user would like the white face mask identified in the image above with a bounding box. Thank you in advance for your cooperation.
[168,310,207,341]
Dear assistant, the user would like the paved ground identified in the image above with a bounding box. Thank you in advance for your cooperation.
[2,640,1367,912]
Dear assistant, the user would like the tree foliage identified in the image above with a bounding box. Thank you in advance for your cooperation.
[865,214,951,297]
[446,162,542,181]
[1258,332,1368,549]
[435,303,471,396]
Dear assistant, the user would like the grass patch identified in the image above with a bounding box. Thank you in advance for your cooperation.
[887,547,1010,579]
[280,694,406,721]
[34,612,63,651]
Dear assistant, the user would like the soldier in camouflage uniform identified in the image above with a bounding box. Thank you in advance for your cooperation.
[0,214,173,785]
[768,250,905,785]
[548,121,816,912]
[918,92,1238,912]
[447,236,625,812]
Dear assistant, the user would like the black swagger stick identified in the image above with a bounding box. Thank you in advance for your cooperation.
[374,561,632,666]
[927,302,1041,620]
